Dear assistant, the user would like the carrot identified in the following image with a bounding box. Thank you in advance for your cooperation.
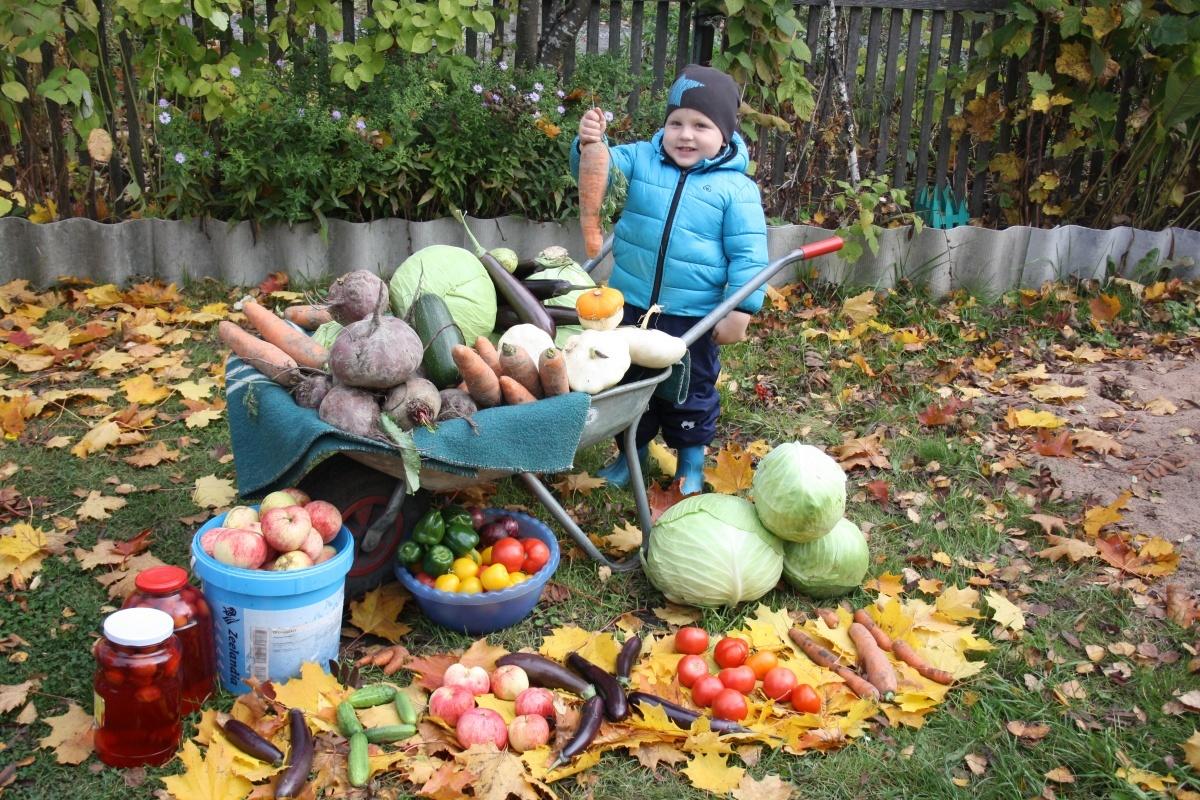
[283,304,334,330]
[474,336,502,377]
[538,348,570,397]
[788,628,880,701]
[499,375,537,405]
[578,139,609,258]
[817,608,841,629]
[242,299,329,369]
[848,622,897,700]
[218,321,299,386]
[853,609,893,651]
[382,648,408,676]
[451,344,501,408]
[499,343,543,398]
[892,640,954,685]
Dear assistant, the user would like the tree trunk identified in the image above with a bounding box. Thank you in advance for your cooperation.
[539,0,591,72]
[515,0,541,69]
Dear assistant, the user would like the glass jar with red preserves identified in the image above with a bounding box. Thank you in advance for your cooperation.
[93,607,182,767]
[122,565,215,714]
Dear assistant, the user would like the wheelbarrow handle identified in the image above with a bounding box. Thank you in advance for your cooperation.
[679,236,843,347]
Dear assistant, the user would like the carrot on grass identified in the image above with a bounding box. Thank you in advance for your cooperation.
[788,628,880,701]
[848,622,898,699]
[892,640,954,685]
[474,336,502,377]
[242,299,329,369]
[853,609,894,651]
[218,321,299,386]
[499,375,537,405]
[538,348,570,397]
[578,138,610,258]
[499,343,543,398]
[283,304,334,330]
[451,344,501,408]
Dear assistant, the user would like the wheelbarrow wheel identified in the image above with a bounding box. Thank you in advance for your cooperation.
[297,455,430,598]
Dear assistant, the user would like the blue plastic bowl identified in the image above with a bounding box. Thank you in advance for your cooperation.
[394,508,560,635]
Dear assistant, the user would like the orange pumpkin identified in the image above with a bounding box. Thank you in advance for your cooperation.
[575,286,624,331]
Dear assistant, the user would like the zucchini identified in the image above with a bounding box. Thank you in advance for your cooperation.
[347,732,369,787]
[411,293,464,389]
[348,683,398,708]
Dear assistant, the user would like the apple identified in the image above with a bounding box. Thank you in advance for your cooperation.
[299,529,324,561]
[443,663,490,696]
[428,685,475,725]
[304,500,343,544]
[283,487,311,506]
[490,665,529,701]
[507,714,550,752]
[456,708,507,749]
[271,550,314,571]
[199,527,232,556]
[261,505,313,552]
[513,687,555,719]
[315,545,337,564]
[259,490,298,513]
[242,521,262,534]
[212,529,268,569]
[223,505,259,529]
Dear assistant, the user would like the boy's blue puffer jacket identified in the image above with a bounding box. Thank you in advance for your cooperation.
[570,129,769,317]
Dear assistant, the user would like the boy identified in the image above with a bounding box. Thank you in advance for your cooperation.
[571,64,769,494]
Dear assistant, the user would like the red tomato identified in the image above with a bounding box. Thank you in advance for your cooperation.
[713,637,749,669]
[674,627,709,655]
[690,675,725,708]
[521,538,539,552]
[415,571,436,587]
[491,537,526,573]
[520,540,550,574]
[717,665,756,695]
[762,666,798,700]
[676,655,709,688]
[791,683,821,714]
[711,688,748,721]
[745,651,778,679]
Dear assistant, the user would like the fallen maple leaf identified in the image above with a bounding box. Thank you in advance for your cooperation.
[1166,584,1198,628]
[120,374,171,405]
[1030,383,1088,403]
[1183,731,1200,772]
[831,431,891,470]
[271,662,345,731]
[1097,534,1179,577]
[733,772,794,800]
[841,290,878,324]
[1005,408,1066,430]
[704,441,754,494]
[917,398,965,427]
[864,479,890,505]
[1045,766,1076,783]
[1089,293,1121,323]
[652,603,701,625]
[123,441,181,467]
[1144,397,1178,416]
[1082,492,1131,537]
[456,745,547,800]
[682,750,745,793]
[1027,513,1068,536]
[1031,429,1073,457]
[1006,720,1051,740]
[193,475,237,509]
[74,540,130,570]
[76,490,127,521]
[985,591,1025,632]
[553,471,607,495]
[348,583,411,643]
[258,271,290,294]
[601,522,642,553]
[38,702,94,764]
[1035,534,1098,563]
[648,478,686,523]
[113,528,154,557]
[1116,766,1176,792]
[71,420,121,458]
[1071,428,1123,456]
[0,680,35,714]
[160,739,253,800]
[95,552,167,599]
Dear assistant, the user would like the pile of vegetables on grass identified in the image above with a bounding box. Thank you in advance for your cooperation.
[644,441,871,607]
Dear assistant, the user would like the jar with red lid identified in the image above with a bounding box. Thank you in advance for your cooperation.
[93,607,183,767]
[122,565,215,714]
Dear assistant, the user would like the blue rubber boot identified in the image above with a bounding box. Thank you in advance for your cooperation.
[675,445,707,495]
[597,445,649,488]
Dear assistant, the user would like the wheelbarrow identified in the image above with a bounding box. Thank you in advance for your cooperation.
[289,236,844,595]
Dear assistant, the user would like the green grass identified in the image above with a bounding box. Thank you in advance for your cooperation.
[2,276,1198,799]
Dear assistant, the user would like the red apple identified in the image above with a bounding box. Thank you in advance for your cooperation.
[456,708,507,749]
[283,487,312,505]
[304,500,343,544]
[506,714,550,752]
[199,527,232,556]
[261,505,312,552]
[299,529,324,561]
[443,663,491,696]
[223,505,259,529]
[513,687,555,719]
[315,545,337,564]
[490,665,529,701]
[428,685,475,725]
[271,550,314,571]
[212,529,268,569]
[259,490,297,513]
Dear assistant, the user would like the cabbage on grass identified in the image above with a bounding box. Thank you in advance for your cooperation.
[643,494,784,608]
[781,517,869,598]
[389,245,497,342]
[752,442,847,543]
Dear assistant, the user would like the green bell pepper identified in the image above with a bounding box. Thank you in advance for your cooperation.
[412,509,445,547]
[443,522,480,558]
[421,545,454,577]
[443,505,473,529]
[395,540,423,565]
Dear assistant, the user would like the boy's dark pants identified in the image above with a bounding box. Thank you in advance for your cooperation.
[619,305,720,450]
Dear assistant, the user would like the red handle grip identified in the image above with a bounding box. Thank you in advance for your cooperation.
[797,236,844,260]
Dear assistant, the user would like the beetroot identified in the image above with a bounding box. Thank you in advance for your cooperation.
[324,270,389,325]
[319,383,383,439]
[436,388,478,421]
[382,376,442,430]
[328,294,423,390]
[294,372,333,409]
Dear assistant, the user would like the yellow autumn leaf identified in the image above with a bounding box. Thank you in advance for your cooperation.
[349,583,411,642]
[193,475,237,509]
[984,591,1025,632]
[0,523,48,563]
[936,586,982,621]
[272,661,345,731]
[474,693,517,724]
[734,604,796,650]
[160,739,253,800]
[71,420,121,458]
[704,441,754,494]
[989,152,1024,182]
[1082,5,1121,38]
[175,379,217,401]
[89,347,135,373]
[864,572,906,596]
[682,750,746,793]
[33,321,71,350]
[1004,408,1065,429]
[77,491,127,521]
[601,522,643,553]
[121,374,171,405]
[1116,767,1176,792]
[1082,491,1130,537]
[648,439,677,475]
[539,625,592,663]
[1056,42,1093,82]
[37,702,94,765]
[11,353,54,372]
[841,290,878,324]
[1029,383,1087,403]
[1183,730,1200,771]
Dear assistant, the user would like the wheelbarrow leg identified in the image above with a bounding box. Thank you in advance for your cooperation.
[517,472,643,573]
[622,422,655,543]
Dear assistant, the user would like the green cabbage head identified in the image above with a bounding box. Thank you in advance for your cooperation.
[643,494,784,608]
[781,517,869,598]
[389,245,497,341]
[752,442,847,542]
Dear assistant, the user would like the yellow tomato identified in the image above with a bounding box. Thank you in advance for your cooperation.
[508,571,528,585]
[452,557,479,580]
[480,563,511,592]
[458,576,483,594]
[434,573,460,593]
[480,546,494,565]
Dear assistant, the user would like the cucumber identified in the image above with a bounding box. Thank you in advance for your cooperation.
[394,691,418,726]
[364,724,416,743]
[348,684,397,709]
[336,701,364,737]
[347,732,369,787]
[412,293,464,389]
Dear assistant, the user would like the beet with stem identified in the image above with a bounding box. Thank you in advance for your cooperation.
[436,388,478,422]
[319,383,384,439]
[324,270,390,325]
[328,287,423,390]
[294,372,333,409]
[382,376,442,430]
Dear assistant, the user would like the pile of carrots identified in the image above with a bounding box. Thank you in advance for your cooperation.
[452,338,568,408]
[217,301,332,385]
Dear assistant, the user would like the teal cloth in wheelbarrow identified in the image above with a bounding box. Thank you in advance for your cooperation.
[224,356,592,498]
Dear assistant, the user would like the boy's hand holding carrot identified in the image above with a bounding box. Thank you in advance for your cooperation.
[578,107,607,145]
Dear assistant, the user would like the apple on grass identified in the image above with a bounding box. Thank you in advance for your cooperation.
[514,687,555,719]
[490,665,529,701]
[428,685,475,725]
[261,505,313,552]
[223,506,259,529]
[456,708,507,749]
[259,490,299,514]
[443,663,491,696]
[507,714,550,752]
[212,529,268,569]
[304,500,343,544]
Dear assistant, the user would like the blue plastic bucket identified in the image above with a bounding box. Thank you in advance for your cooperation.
[395,509,560,635]
[191,509,353,693]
